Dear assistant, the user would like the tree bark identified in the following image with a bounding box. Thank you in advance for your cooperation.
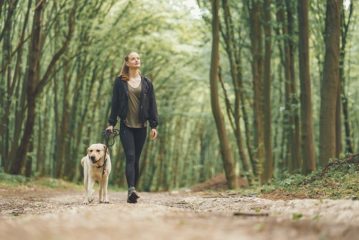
[340,1,353,154]
[262,0,273,183]
[319,0,342,166]
[286,0,301,172]
[210,0,237,189]
[298,0,316,174]
[248,0,265,183]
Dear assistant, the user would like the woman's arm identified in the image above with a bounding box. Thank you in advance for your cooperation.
[108,77,120,127]
[148,80,158,129]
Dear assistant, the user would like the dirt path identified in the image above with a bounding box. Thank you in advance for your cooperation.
[0,186,358,240]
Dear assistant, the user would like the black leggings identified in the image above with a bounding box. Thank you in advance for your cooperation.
[119,122,147,188]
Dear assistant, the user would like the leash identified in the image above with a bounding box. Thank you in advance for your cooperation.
[100,128,120,176]
[102,128,120,147]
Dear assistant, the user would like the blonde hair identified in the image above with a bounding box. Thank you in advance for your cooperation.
[118,52,141,81]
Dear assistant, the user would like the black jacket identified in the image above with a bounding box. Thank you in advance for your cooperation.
[108,75,158,129]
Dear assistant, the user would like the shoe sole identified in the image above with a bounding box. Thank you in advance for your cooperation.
[127,192,139,203]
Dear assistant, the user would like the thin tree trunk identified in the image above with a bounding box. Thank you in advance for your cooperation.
[340,1,353,154]
[298,0,316,174]
[210,0,237,189]
[319,0,342,166]
[286,0,301,172]
[275,0,300,172]
[248,0,265,183]
[262,0,273,182]
[0,0,20,170]
[221,0,253,181]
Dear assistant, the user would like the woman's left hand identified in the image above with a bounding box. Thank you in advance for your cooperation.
[150,128,158,140]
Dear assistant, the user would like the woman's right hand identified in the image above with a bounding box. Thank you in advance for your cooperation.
[106,125,114,133]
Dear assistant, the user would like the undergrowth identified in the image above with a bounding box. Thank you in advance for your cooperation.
[0,171,81,190]
[0,171,124,191]
[260,155,359,200]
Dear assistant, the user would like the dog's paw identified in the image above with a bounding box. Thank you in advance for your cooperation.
[87,196,94,203]
[101,200,110,204]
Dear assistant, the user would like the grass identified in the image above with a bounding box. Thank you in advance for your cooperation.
[260,156,359,200]
[1,155,358,199]
[0,171,126,192]
[0,172,82,190]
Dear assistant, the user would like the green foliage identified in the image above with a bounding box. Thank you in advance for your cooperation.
[31,178,82,190]
[0,172,27,186]
[0,172,81,190]
[261,159,359,199]
[292,213,303,220]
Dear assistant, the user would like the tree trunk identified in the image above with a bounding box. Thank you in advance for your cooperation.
[298,0,316,174]
[319,0,342,166]
[210,0,237,189]
[10,0,44,174]
[340,1,353,154]
[286,0,301,172]
[262,0,273,183]
[248,0,265,183]
[221,0,253,181]
[275,0,300,172]
[0,0,20,170]
[336,83,342,157]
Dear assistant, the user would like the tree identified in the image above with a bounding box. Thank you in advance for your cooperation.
[247,0,266,183]
[298,0,316,174]
[319,0,342,166]
[210,0,237,189]
[220,0,254,182]
[340,1,354,154]
[10,0,45,174]
[10,0,76,174]
[262,0,273,182]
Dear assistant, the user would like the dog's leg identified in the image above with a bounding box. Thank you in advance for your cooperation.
[99,179,103,203]
[87,176,95,203]
[102,175,110,203]
[82,159,90,204]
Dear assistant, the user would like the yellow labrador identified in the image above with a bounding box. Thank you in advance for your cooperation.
[81,143,111,204]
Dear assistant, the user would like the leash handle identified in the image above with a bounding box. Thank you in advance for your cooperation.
[102,128,120,147]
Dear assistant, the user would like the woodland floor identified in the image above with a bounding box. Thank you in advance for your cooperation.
[0,184,358,240]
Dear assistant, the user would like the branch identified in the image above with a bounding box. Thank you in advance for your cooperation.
[34,2,77,97]
[233,212,269,217]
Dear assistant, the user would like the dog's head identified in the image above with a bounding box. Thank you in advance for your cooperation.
[87,143,108,164]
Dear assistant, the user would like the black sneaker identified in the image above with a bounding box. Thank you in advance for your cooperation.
[127,187,140,204]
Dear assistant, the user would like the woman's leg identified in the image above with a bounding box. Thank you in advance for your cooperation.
[133,127,147,187]
[119,123,136,188]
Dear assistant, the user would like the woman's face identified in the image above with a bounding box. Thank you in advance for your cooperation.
[126,52,141,69]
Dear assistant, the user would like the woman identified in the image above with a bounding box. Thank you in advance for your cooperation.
[106,52,158,204]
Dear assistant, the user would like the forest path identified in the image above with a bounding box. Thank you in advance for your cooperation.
[0,186,358,240]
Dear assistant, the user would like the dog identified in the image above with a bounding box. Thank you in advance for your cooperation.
[81,143,111,204]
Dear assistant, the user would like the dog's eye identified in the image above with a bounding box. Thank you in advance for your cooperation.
[96,150,100,153]
[89,150,93,152]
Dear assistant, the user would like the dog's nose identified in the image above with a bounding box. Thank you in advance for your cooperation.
[90,156,96,162]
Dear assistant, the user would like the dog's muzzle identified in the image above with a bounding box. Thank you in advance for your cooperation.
[90,156,97,163]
